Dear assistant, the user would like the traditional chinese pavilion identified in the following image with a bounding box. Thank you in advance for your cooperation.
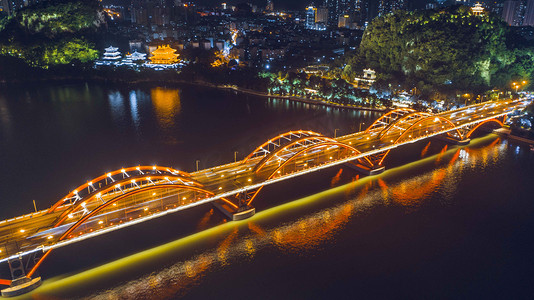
[126,51,147,61]
[103,46,121,60]
[471,3,484,16]
[149,45,179,64]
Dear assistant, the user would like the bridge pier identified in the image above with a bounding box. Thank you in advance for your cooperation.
[433,135,470,146]
[1,258,41,297]
[213,200,255,221]
[345,162,385,176]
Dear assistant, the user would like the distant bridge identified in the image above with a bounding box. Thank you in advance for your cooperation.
[0,99,528,296]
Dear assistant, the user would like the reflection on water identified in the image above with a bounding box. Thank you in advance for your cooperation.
[151,88,181,131]
[129,91,140,130]
[151,88,181,145]
[108,91,126,124]
[26,135,515,300]
[0,96,12,141]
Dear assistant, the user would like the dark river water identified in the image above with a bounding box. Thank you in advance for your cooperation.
[1,83,534,299]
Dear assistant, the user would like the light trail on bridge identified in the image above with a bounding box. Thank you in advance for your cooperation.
[0,98,529,295]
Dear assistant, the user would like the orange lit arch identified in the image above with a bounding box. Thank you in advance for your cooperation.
[243,130,324,163]
[378,111,432,139]
[394,115,463,144]
[27,184,234,278]
[53,174,206,228]
[253,136,372,173]
[365,108,417,134]
[465,118,504,138]
[248,141,363,205]
[371,115,463,167]
[47,166,189,214]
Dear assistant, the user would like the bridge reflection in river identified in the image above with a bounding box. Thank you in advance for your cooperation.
[25,134,519,299]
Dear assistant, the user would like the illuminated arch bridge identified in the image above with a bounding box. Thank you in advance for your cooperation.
[0,99,527,296]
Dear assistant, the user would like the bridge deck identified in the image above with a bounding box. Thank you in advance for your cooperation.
[0,99,528,263]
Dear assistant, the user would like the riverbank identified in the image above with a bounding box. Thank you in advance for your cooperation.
[1,74,389,113]
[494,128,534,144]
[216,85,387,112]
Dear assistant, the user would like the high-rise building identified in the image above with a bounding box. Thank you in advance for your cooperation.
[306,6,317,29]
[502,0,515,25]
[130,0,178,26]
[487,1,504,16]
[324,0,364,27]
[316,7,329,23]
[325,0,338,26]
[377,0,406,17]
[266,0,274,12]
[2,0,41,16]
[338,14,352,28]
[502,0,526,26]
[524,0,534,26]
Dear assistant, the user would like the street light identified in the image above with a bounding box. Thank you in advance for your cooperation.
[334,129,339,138]
[196,160,200,172]
[234,151,238,163]
[359,122,365,132]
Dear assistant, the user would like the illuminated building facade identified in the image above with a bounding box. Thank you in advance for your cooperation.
[149,45,179,64]
[103,46,122,60]
[126,51,147,61]
[377,0,406,17]
[471,3,484,15]
[316,7,329,23]
[502,0,530,26]
[524,0,534,26]
[338,14,352,28]
[306,6,317,29]
[324,0,364,27]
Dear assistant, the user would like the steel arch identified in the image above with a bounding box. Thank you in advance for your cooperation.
[365,108,417,133]
[394,115,463,144]
[53,174,207,228]
[47,166,189,214]
[465,118,504,138]
[253,135,373,174]
[248,141,363,205]
[369,115,463,167]
[27,184,234,278]
[243,130,324,163]
[378,111,433,139]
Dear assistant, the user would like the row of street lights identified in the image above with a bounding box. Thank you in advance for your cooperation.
[195,124,368,173]
[512,81,527,93]
[334,122,366,139]
[195,150,240,172]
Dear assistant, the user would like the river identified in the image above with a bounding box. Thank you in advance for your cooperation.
[0,83,533,299]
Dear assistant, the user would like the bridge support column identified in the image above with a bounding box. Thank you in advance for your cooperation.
[1,258,41,297]
[345,162,385,176]
[213,194,255,221]
[433,135,470,146]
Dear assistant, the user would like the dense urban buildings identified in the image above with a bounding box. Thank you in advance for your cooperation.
[501,0,534,26]
[1,0,41,15]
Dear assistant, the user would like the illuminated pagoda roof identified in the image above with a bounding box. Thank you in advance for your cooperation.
[149,45,179,65]
[471,3,484,15]
[126,51,147,61]
[103,45,121,60]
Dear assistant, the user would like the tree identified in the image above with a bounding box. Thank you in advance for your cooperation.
[357,6,534,100]
[0,0,102,68]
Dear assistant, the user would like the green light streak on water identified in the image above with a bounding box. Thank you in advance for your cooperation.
[17,135,500,299]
